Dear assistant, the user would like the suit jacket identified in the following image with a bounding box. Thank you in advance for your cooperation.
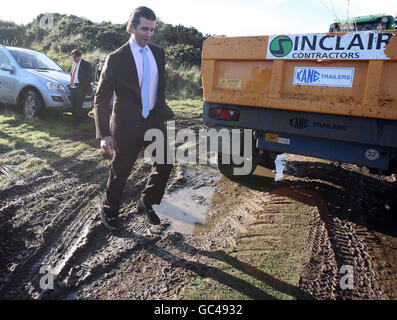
[71,59,92,92]
[94,42,175,141]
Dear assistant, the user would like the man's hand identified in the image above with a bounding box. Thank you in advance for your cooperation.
[100,136,114,156]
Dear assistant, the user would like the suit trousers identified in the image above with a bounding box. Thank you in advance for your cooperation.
[70,85,85,126]
[103,114,173,215]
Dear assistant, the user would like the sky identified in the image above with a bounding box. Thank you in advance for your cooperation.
[1,0,396,36]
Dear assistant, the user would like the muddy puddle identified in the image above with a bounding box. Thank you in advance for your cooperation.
[154,185,217,234]
[154,165,220,234]
[156,154,287,235]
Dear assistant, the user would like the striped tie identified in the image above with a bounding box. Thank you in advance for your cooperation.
[141,48,150,119]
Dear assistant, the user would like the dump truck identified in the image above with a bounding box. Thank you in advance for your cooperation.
[201,30,397,177]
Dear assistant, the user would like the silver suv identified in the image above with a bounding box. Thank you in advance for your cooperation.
[0,45,94,119]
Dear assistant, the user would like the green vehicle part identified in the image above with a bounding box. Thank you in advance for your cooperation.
[329,14,397,32]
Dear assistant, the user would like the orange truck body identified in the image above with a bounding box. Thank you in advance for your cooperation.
[201,31,397,173]
[202,31,397,120]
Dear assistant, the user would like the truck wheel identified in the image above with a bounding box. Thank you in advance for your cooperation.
[257,150,279,170]
[22,90,46,120]
[217,151,258,179]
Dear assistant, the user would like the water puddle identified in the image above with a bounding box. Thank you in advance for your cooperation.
[153,167,219,234]
[154,154,287,235]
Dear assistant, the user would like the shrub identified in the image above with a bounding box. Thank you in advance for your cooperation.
[165,63,202,99]
[165,43,202,67]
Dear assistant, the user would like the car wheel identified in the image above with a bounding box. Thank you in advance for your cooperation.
[22,90,45,120]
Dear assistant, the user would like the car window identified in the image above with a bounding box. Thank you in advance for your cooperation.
[0,51,11,65]
[9,49,63,71]
[356,21,387,31]
[11,51,34,68]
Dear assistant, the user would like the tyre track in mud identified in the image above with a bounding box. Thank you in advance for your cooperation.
[0,171,102,299]
[298,212,382,299]
[0,113,208,300]
[0,149,111,298]
[63,166,218,300]
[0,155,189,299]
[284,157,396,299]
[187,156,395,300]
[51,216,170,299]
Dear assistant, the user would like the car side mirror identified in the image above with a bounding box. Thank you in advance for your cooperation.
[0,63,13,72]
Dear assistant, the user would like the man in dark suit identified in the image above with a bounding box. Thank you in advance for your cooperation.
[94,6,174,231]
[70,49,91,127]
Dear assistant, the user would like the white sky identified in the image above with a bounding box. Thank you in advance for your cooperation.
[1,0,396,36]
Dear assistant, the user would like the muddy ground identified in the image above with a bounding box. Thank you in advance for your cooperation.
[0,109,396,300]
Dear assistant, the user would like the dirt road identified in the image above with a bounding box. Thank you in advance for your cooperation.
[0,108,396,300]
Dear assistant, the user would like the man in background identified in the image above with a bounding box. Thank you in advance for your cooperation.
[95,59,105,83]
[70,49,91,127]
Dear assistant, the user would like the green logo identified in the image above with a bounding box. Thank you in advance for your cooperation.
[270,36,293,57]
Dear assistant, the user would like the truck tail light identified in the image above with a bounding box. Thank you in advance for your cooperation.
[209,108,240,121]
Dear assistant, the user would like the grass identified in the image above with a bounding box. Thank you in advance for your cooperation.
[180,190,315,300]
[167,99,203,117]
[0,99,203,188]
[0,111,98,187]
[180,238,310,300]
[165,64,202,100]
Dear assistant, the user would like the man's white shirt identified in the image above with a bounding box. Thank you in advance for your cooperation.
[129,39,159,111]
[71,59,81,84]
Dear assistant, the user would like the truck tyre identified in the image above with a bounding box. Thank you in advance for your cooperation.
[257,150,279,170]
[22,90,46,120]
[217,151,258,179]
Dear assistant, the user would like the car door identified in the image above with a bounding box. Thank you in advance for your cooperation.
[0,50,16,104]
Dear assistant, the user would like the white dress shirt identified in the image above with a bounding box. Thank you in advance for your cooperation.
[71,59,81,84]
[129,39,159,111]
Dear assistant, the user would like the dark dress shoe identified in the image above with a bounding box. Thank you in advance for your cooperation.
[100,206,125,231]
[136,199,160,225]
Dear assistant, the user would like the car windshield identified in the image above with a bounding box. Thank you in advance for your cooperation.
[334,21,388,32]
[356,21,388,31]
[9,49,63,71]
